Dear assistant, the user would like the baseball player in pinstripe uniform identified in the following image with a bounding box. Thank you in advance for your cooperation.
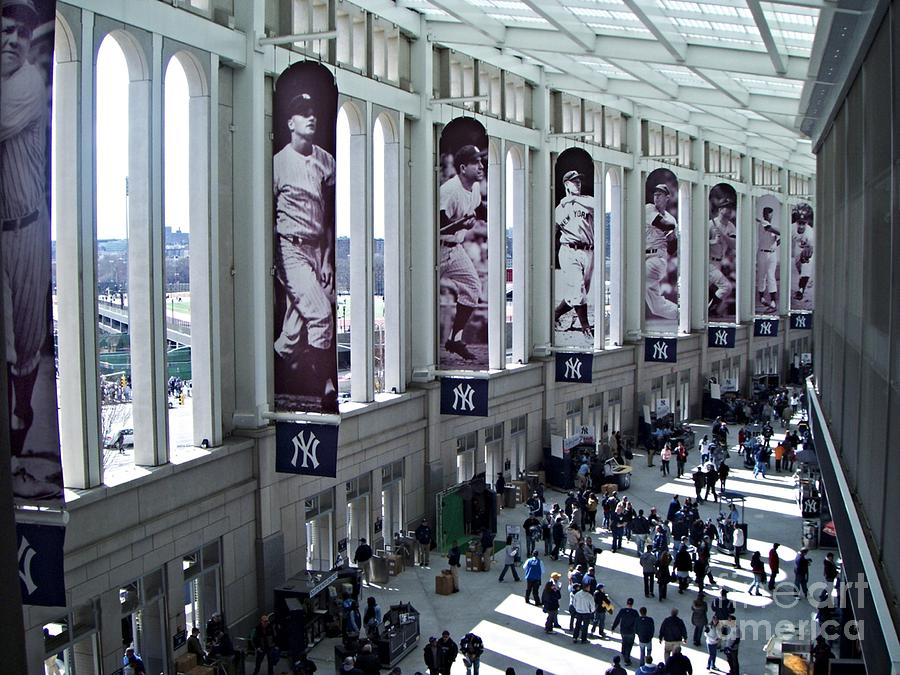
[755,206,780,312]
[2,0,50,454]
[791,205,814,303]
[553,170,594,339]
[439,144,487,361]
[644,183,679,321]
[708,197,737,318]
[273,91,338,409]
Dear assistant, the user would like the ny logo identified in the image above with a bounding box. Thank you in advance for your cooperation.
[291,430,320,469]
[803,498,819,514]
[18,536,37,595]
[795,315,807,328]
[564,357,583,380]
[714,330,729,346]
[452,383,476,412]
[759,321,772,335]
[652,341,669,360]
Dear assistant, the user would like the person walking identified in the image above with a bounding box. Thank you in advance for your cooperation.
[523,550,544,604]
[415,520,432,567]
[498,536,521,582]
[712,589,734,621]
[591,583,613,637]
[658,608,688,663]
[795,548,811,597]
[723,621,741,675]
[749,551,766,596]
[690,593,708,646]
[660,444,672,476]
[611,597,640,665]
[459,632,484,675]
[656,550,672,601]
[664,645,693,675]
[632,509,651,554]
[732,525,745,569]
[251,614,279,675]
[705,617,721,671]
[768,543,781,591]
[718,460,730,492]
[636,606,655,665]
[604,656,628,675]
[675,442,688,478]
[447,544,462,593]
[541,580,561,633]
[571,583,594,644]
[640,548,657,598]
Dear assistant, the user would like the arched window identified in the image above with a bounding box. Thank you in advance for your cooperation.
[335,106,352,399]
[95,35,135,477]
[604,168,623,346]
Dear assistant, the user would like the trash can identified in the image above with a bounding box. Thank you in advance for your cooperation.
[503,489,517,508]
[369,555,390,584]
[801,520,818,550]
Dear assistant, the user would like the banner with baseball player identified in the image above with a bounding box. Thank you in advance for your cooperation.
[707,183,738,324]
[754,194,782,315]
[272,62,339,414]
[644,169,680,333]
[552,148,595,348]
[790,202,815,311]
[438,117,489,370]
[2,0,64,504]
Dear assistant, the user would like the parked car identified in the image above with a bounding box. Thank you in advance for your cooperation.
[105,428,134,450]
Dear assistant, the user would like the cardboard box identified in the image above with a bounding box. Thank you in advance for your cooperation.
[465,551,482,572]
[435,573,454,595]
[174,653,197,673]
[386,553,404,576]
[188,666,215,675]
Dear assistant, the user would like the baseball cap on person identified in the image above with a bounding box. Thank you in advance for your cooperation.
[454,145,487,167]
[653,183,670,195]
[2,0,38,23]
[718,198,736,209]
[288,92,316,117]
[563,170,583,183]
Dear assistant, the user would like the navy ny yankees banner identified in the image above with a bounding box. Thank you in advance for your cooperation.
[644,337,677,363]
[790,312,813,330]
[755,195,782,315]
[438,117,489,370]
[644,168,679,334]
[555,352,593,384]
[707,326,736,349]
[553,148,595,349]
[790,203,815,312]
[16,522,66,607]
[2,0,64,504]
[272,62,339,415]
[754,317,780,337]
[708,183,738,323]
[275,422,339,477]
[440,377,489,417]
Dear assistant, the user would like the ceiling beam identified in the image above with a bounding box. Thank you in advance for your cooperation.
[351,0,422,36]
[426,23,811,80]
[606,59,678,99]
[528,53,609,91]
[621,0,687,62]
[519,0,596,52]
[688,68,750,107]
[426,0,506,44]
[746,0,788,75]
[440,43,543,83]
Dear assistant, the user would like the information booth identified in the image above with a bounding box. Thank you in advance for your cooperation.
[274,568,361,653]
[375,603,420,667]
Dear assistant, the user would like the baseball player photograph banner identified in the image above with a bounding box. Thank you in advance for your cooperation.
[440,377,489,417]
[755,195,782,315]
[707,183,738,324]
[2,0,64,504]
[555,352,593,384]
[790,202,815,311]
[16,522,66,607]
[272,61,339,415]
[644,337,677,364]
[791,312,813,330]
[707,326,736,349]
[753,318,780,337]
[438,117,489,370]
[275,422,339,478]
[553,148,595,348]
[644,168,680,334]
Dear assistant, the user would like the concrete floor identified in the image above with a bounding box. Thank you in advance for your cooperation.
[309,416,831,674]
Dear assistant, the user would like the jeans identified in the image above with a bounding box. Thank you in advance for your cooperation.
[707,643,718,669]
[796,574,809,597]
[661,460,670,476]
[634,534,648,554]
[418,541,430,566]
[525,579,541,604]
[591,609,607,634]
[544,609,557,632]
[639,640,652,664]
[498,564,520,581]
[253,648,279,675]
[768,570,777,590]
[693,624,703,645]
[612,528,623,551]
[643,572,655,597]
[463,656,480,675]
[620,633,635,661]
[573,612,590,642]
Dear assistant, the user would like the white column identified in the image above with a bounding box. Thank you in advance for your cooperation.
[690,141,708,332]
[530,78,551,354]
[349,106,372,402]
[408,20,435,376]
[623,115,643,341]
[737,154,754,324]
[593,160,605,350]
[56,13,101,488]
[488,138,504,370]
[231,0,269,427]
[382,115,404,392]
[678,182,692,335]
[189,54,222,446]
[778,169,791,318]
[511,149,528,363]
[608,167,624,346]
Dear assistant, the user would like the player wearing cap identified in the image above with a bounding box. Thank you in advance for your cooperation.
[2,0,50,455]
[791,205,814,303]
[439,144,487,361]
[553,170,594,339]
[708,197,737,318]
[755,206,780,312]
[273,91,338,409]
[644,184,679,321]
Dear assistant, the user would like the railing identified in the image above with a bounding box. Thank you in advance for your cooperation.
[97,298,191,335]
